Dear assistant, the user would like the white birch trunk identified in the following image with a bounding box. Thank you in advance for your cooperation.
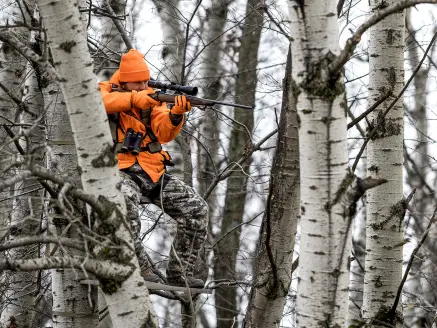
[289,1,350,327]
[362,1,405,326]
[35,0,158,326]
[30,1,101,326]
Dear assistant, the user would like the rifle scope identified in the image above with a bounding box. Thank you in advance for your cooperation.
[149,80,198,96]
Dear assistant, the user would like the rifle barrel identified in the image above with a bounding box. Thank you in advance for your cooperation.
[189,96,253,110]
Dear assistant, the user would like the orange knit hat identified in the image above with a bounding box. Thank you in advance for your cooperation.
[119,49,150,82]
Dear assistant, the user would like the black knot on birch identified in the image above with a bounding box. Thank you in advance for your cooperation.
[91,143,118,168]
[299,51,345,101]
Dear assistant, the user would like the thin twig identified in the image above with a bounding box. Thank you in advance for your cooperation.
[203,129,277,199]
[390,204,437,318]
[102,0,133,50]
[347,90,392,130]
[330,0,437,74]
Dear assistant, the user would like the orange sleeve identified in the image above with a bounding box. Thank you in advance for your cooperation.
[99,81,132,114]
[150,103,183,143]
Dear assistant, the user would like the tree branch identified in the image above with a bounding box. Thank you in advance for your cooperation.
[390,204,437,320]
[102,0,133,50]
[203,129,277,199]
[0,30,59,81]
[330,0,437,74]
[347,90,392,130]
[0,256,133,280]
[0,236,85,252]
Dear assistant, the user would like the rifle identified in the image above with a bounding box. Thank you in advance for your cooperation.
[148,80,253,110]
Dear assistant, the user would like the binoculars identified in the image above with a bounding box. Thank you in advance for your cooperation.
[121,128,143,155]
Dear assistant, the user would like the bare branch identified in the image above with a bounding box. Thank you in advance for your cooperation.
[330,0,437,74]
[0,256,133,280]
[102,0,133,50]
[390,205,437,320]
[0,236,85,252]
[0,30,59,81]
[347,90,392,130]
[203,129,278,199]
[180,0,203,84]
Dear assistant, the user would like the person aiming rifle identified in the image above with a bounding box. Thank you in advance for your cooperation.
[99,49,208,288]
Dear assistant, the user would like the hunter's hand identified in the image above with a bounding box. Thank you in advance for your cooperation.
[171,95,192,115]
[131,90,160,109]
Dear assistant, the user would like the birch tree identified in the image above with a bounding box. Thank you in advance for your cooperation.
[362,1,405,326]
[34,0,158,326]
[42,0,100,326]
[288,1,351,326]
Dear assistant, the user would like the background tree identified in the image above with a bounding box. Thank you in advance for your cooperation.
[362,1,405,326]
[403,7,437,327]
[243,45,300,328]
[213,0,264,325]
[289,0,351,326]
[35,0,158,326]
[3,1,437,327]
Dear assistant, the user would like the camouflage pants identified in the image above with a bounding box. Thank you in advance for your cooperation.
[119,165,208,278]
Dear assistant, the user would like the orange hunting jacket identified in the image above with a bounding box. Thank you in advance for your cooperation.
[99,70,183,182]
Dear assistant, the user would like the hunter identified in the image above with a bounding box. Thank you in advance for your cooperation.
[98,49,208,288]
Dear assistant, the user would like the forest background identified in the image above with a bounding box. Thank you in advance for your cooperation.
[1,0,437,327]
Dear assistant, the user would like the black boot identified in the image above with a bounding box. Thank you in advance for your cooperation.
[141,267,163,284]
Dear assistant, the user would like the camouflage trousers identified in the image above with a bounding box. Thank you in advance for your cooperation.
[119,165,208,278]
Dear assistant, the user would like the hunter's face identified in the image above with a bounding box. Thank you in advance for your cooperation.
[123,80,149,91]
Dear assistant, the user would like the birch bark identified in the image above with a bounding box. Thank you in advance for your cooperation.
[35,0,158,326]
[289,1,350,326]
[362,1,405,326]
[31,1,101,326]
